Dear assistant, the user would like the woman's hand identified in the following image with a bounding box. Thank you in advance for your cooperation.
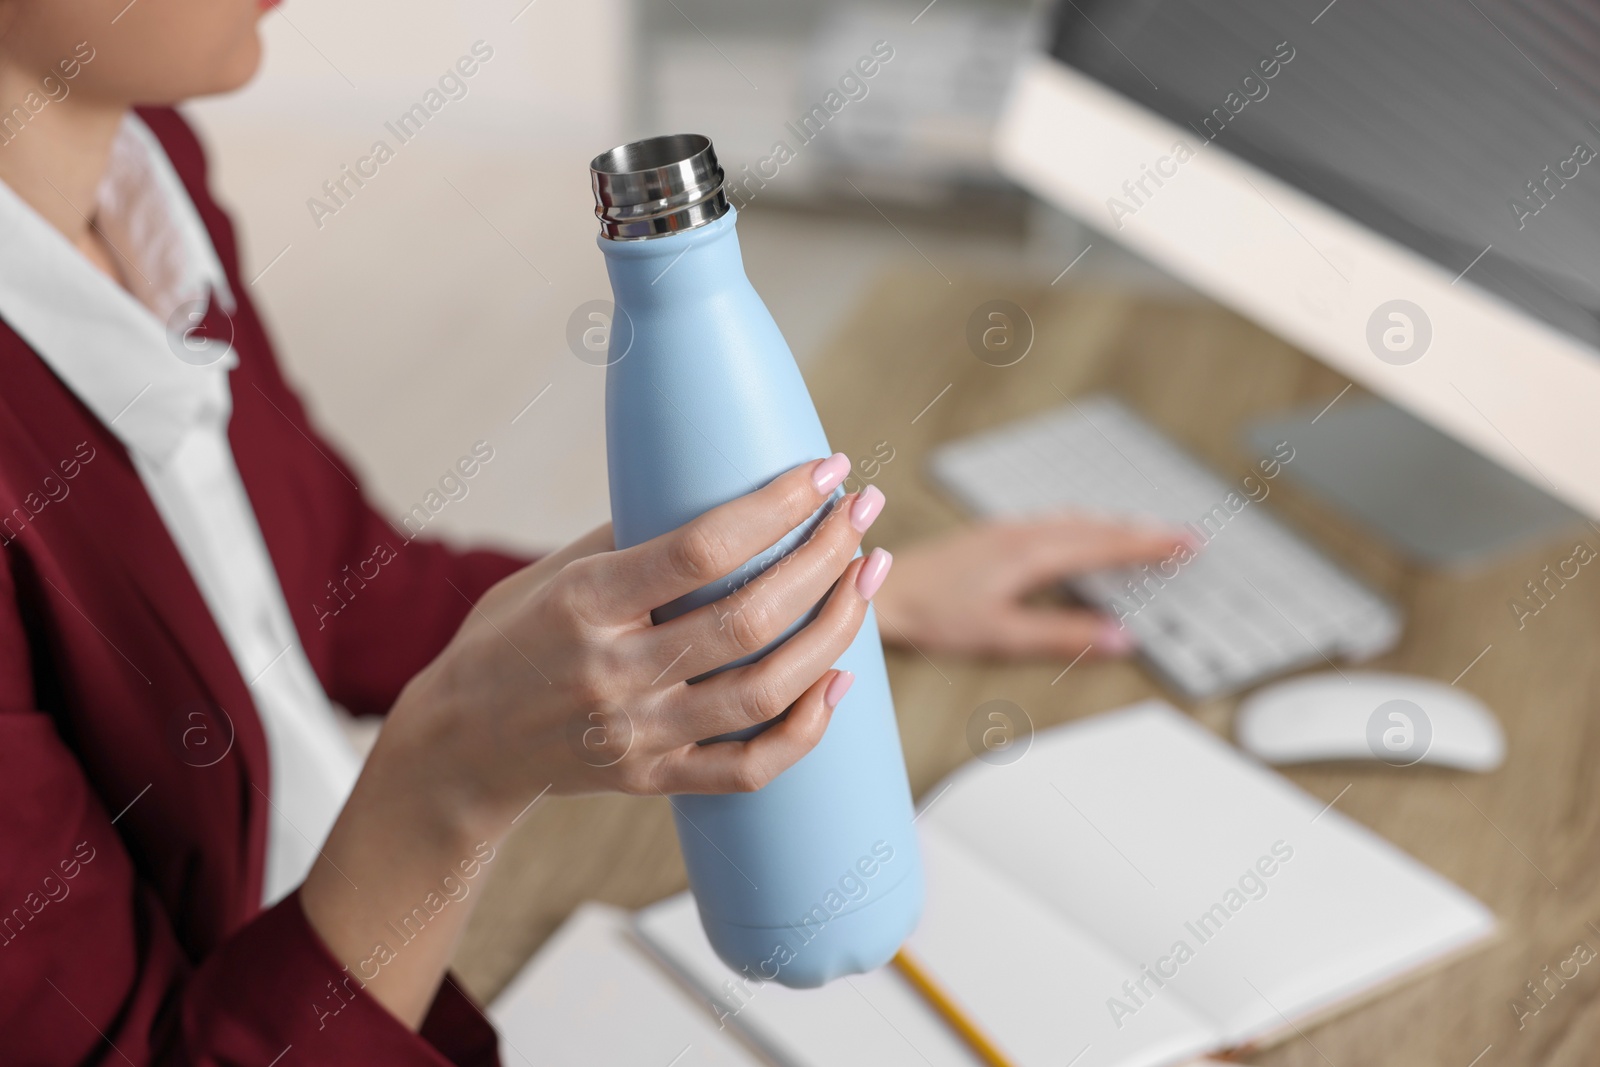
[301,454,888,1027]
[389,452,889,815]
[871,516,1192,661]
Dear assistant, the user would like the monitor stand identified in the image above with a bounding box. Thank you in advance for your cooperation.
[1243,396,1589,570]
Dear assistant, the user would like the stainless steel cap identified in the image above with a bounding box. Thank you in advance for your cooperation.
[590,133,730,240]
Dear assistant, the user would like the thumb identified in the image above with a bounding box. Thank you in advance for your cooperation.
[989,605,1138,662]
[1006,518,1194,581]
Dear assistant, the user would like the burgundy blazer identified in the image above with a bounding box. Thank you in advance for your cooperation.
[0,108,528,1065]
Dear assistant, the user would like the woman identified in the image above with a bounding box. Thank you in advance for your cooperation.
[0,0,1184,1062]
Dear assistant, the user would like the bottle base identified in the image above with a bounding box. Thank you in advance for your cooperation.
[696,868,925,989]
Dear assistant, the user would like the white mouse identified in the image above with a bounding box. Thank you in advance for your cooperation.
[1235,670,1505,771]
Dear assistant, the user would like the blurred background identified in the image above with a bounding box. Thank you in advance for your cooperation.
[186,0,1178,555]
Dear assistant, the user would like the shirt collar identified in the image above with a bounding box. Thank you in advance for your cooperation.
[0,112,237,468]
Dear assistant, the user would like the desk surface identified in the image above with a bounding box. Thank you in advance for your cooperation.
[455,274,1600,1066]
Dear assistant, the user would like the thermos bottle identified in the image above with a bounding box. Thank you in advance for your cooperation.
[590,134,923,988]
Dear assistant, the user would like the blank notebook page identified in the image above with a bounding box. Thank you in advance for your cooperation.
[921,700,1495,1044]
[491,902,760,1067]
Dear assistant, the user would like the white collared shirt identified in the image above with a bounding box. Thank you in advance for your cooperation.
[0,114,360,906]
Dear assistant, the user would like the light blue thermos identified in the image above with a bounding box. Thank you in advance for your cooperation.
[590,134,923,987]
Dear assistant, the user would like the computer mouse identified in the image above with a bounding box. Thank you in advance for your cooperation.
[1234,670,1505,771]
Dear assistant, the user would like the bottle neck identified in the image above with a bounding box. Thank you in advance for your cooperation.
[597,210,746,310]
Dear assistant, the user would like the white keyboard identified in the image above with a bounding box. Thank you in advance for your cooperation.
[928,396,1402,700]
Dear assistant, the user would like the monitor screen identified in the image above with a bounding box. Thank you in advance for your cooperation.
[1048,0,1600,350]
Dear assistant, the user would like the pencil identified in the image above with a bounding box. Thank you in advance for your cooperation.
[891,947,1018,1067]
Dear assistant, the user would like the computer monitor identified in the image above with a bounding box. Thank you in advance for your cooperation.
[995,0,1600,525]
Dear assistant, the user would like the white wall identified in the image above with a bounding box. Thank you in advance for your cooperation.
[187,0,632,552]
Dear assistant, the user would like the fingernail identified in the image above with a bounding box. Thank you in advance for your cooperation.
[824,670,855,708]
[813,453,851,494]
[1096,618,1137,655]
[855,547,893,600]
[849,484,886,532]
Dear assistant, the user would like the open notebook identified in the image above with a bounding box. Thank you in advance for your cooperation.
[490,901,765,1067]
[633,700,1495,1067]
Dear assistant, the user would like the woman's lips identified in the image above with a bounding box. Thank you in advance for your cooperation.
[259,0,282,9]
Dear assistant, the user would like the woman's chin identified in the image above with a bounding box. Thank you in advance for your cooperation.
[198,35,265,98]
[226,36,265,90]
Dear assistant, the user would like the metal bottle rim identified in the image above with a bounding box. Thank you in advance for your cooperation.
[590,133,730,241]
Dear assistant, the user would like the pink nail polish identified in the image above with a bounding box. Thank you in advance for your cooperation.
[824,670,855,708]
[813,452,851,494]
[855,547,893,600]
[849,484,886,532]
[1096,619,1136,655]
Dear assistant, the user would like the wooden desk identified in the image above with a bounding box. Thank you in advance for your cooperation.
[455,273,1600,1066]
